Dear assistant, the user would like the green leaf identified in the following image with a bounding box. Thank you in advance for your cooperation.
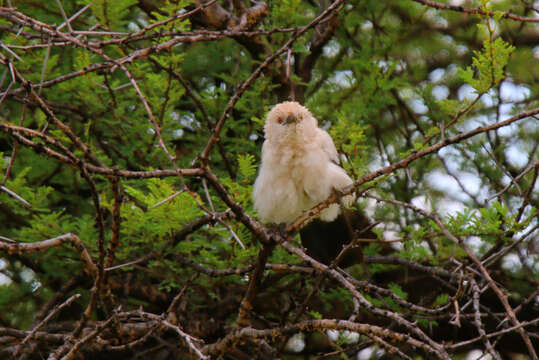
[458,37,514,94]
[388,283,408,300]
[237,153,257,183]
[434,293,449,306]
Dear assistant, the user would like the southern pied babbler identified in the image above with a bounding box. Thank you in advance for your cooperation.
[253,101,376,267]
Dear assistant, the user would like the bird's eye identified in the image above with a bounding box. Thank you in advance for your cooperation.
[277,117,283,124]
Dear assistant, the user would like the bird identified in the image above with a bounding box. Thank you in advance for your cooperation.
[252,101,375,267]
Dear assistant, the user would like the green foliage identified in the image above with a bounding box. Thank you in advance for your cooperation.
[330,111,370,175]
[458,3,515,95]
[458,38,514,94]
[0,1,537,357]
[237,153,257,183]
[444,201,524,248]
[416,317,438,330]
[434,293,450,306]
[321,287,353,312]
[269,241,300,265]
[388,283,408,300]
[270,0,309,28]
[221,176,253,209]
[121,179,203,251]
[150,0,192,30]
[1,167,54,214]
[81,0,138,31]
[435,98,462,119]
[0,263,39,328]
[309,310,323,320]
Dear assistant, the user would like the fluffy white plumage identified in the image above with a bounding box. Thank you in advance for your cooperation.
[253,101,355,224]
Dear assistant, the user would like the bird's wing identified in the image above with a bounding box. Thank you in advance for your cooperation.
[317,128,339,164]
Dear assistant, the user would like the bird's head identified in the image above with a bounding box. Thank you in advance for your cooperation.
[264,101,317,143]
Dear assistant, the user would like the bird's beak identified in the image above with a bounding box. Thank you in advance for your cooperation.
[284,114,297,125]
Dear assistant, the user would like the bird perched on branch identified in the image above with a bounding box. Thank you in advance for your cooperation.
[253,101,375,267]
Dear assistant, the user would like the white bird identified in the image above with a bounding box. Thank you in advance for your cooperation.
[253,101,373,266]
[253,101,354,224]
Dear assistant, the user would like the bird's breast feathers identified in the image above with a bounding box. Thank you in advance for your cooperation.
[253,132,354,224]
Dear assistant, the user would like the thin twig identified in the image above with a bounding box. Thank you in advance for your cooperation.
[412,0,539,22]
[15,294,81,358]
[0,233,97,276]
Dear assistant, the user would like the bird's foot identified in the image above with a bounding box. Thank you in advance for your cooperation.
[334,188,356,209]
